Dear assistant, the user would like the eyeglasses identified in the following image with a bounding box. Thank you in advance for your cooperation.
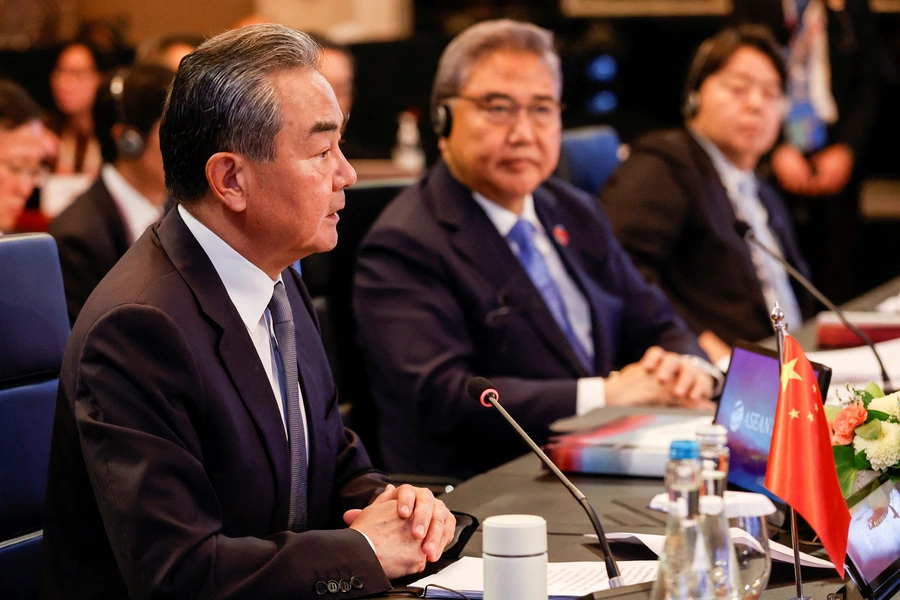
[0,159,49,187]
[450,94,563,127]
[715,72,784,104]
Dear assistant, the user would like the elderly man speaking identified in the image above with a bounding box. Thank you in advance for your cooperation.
[42,24,454,599]
[354,19,716,480]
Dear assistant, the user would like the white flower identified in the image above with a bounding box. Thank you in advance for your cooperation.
[868,392,900,421]
[854,421,900,471]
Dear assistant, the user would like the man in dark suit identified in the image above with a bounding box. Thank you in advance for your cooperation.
[50,63,174,324]
[42,24,454,599]
[353,20,715,480]
[602,26,813,363]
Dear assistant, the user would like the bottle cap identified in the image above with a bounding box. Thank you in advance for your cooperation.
[669,440,700,460]
[697,424,728,445]
[483,514,547,556]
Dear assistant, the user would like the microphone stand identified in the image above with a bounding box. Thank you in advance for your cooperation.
[480,389,625,588]
[742,225,893,393]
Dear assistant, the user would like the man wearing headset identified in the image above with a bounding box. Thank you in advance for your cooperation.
[353,20,716,480]
[601,25,813,363]
[50,63,174,324]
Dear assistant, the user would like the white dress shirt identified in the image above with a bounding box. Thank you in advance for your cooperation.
[102,164,164,244]
[472,192,606,414]
[178,205,309,452]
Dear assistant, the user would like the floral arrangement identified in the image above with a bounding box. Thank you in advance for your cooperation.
[827,382,900,499]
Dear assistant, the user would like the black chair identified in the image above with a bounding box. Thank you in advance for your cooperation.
[0,234,70,599]
[301,178,415,470]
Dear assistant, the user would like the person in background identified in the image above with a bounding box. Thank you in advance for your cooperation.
[136,32,205,71]
[47,39,104,177]
[353,19,716,480]
[601,26,813,362]
[0,81,49,235]
[309,33,355,117]
[731,0,881,302]
[41,24,453,599]
[50,64,174,324]
[307,32,384,160]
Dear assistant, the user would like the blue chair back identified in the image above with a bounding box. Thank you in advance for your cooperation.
[0,233,70,599]
[557,125,621,196]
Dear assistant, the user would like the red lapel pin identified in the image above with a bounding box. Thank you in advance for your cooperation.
[552,224,570,247]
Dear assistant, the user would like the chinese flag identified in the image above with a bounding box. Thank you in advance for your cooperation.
[765,334,850,577]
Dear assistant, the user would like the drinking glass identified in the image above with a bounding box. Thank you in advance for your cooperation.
[728,515,772,600]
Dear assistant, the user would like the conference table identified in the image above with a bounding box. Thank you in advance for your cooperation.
[433,408,851,600]
[391,277,900,598]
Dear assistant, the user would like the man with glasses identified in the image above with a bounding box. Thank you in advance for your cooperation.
[602,25,813,363]
[354,20,715,480]
[0,80,49,234]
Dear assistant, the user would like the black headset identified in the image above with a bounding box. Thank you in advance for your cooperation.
[109,69,146,160]
[681,38,716,119]
[432,103,453,138]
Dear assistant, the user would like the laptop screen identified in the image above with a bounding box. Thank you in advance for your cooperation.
[845,474,900,600]
[714,341,832,502]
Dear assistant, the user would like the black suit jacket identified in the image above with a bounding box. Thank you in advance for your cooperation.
[353,161,703,479]
[49,177,131,325]
[600,129,813,344]
[731,0,880,157]
[42,208,390,599]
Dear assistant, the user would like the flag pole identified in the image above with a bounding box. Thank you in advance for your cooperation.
[771,303,807,600]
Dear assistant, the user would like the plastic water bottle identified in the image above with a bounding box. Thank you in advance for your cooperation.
[699,495,740,600]
[652,440,712,600]
[391,110,425,172]
[697,425,739,600]
[697,424,729,497]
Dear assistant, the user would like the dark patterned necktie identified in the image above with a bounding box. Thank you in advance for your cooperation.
[268,281,308,531]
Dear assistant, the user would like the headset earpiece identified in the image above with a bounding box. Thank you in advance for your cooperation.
[110,70,145,160]
[682,38,714,120]
[683,91,701,119]
[433,104,453,138]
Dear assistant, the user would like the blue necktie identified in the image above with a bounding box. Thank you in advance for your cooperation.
[507,219,593,372]
[268,281,308,531]
[736,177,804,330]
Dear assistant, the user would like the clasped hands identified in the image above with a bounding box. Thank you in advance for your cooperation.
[345,484,456,579]
[772,143,854,197]
[605,346,716,410]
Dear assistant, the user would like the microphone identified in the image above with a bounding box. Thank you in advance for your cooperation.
[734,220,893,392]
[466,377,626,589]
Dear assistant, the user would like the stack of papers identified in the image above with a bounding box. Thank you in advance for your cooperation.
[411,556,658,599]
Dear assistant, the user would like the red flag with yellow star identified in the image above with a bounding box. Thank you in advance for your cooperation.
[765,334,850,577]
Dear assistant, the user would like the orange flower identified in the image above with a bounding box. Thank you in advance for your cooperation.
[832,403,868,446]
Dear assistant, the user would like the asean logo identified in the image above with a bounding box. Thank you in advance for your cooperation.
[729,400,745,433]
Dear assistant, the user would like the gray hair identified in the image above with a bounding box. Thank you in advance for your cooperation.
[431,19,561,118]
[160,23,320,203]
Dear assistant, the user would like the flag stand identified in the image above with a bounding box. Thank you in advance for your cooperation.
[771,303,812,600]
